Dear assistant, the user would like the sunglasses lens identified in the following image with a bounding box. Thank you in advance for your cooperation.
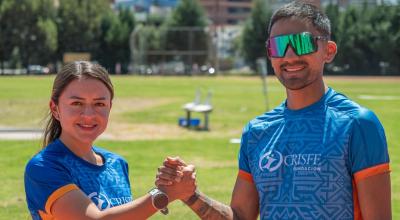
[268,35,290,58]
[291,32,317,56]
[268,32,318,58]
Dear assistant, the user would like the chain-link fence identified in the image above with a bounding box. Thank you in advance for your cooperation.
[130,26,218,75]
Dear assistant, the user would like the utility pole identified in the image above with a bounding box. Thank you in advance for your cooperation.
[214,0,220,74]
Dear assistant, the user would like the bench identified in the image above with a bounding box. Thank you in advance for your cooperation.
[181,90,213,130]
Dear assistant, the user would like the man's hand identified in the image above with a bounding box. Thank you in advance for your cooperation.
[155,157,197,201]
[156,157,186,185]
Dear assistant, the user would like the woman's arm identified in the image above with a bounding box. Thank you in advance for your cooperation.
[51,189,158,220]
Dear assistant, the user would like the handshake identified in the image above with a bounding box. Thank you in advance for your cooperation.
[154,156,198,204]
[152,156,236,220]
[151,156,236,219]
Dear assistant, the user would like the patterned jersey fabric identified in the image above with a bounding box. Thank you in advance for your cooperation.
[238,88,390,220]
[25,139,133,220]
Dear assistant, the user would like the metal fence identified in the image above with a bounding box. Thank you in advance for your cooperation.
[130,26,217,75]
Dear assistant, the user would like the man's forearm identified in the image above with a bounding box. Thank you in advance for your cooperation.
[183,191,237,220]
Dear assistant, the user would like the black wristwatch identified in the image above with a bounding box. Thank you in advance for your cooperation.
[148,188,169,215]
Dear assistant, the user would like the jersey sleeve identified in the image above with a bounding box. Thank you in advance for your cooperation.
[349,108,390,183]
[238,123,254,183]
[24,156,78,217]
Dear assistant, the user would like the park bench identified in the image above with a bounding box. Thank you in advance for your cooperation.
[180,90,213,130]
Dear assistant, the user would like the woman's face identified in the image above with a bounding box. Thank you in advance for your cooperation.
[51,77,112,147]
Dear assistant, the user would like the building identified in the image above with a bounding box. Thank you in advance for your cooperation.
[113,0,178,21]
[114,0,178,12]
[114,0,253,26]
[198,0,253,26]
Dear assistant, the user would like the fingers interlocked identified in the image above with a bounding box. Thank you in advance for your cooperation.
[155,156,197,201]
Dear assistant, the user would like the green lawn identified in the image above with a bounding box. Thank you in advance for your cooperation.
[0,75,399,219]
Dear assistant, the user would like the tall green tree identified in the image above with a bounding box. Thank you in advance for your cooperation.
[97,7,135,73]
[98,11,119,72]
[325,4,340,42]
[367,4,394,74]
[333,4,398,75]
[388,4,400,73]
[0,0,57,69]
[335,6,366,74]
[56,0,110,59]
[0,0,13,71]
[163,0,208,68]
[240,0,272,71]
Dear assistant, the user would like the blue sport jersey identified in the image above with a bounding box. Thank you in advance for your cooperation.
[238,88,390,220]
[24,139,133,220]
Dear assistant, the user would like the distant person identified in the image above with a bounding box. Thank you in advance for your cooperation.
[157,1,391,219]
[24,61,195,219]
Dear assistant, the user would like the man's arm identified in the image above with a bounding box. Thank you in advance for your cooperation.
[156,157,259,219]
[183,177,259,220]
[357,172,391,220]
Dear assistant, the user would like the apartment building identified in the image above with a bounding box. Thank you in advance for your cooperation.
[198,0,252,25]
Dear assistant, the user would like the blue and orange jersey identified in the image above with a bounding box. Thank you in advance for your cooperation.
[24,139,133,220]
[238,88,390,220]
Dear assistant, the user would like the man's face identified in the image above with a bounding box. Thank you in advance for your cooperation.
[268,18,336,90]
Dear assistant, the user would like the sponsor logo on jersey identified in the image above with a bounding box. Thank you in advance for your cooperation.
[259,150,321,172]
[88,192,111,210]
[88,192,133,210]
[259,150,283,172]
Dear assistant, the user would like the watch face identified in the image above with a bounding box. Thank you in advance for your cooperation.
[154,193,169,209]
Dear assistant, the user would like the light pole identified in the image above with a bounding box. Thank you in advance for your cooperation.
[214,0,220,74]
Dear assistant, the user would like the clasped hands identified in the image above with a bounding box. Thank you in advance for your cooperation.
[155,156,197,202]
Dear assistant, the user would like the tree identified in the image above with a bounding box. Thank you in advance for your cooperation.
[335,6,365,74]
[325,4,340,42]
[97,7,135,73]
[163,0,208,70]
[334,3,398,75]
[98,11,119,73]
[240,0,272,72]
[367,4,394,74]
[56,0,110,60]
[0,0,14,71]
[388,4,400,73]
[0,0,57,69]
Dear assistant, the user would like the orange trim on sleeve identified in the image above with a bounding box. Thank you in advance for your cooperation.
[45,184,79,215]
[238,170,254,183]
[354,163,390,184]
[38,209,55,220]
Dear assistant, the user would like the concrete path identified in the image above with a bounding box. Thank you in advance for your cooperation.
[0,128,43,140]
[0,128,113,140]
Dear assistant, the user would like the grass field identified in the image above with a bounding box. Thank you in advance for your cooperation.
[0,75,399,219]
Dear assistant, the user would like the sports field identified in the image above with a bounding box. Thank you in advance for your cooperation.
[0,75,399,219]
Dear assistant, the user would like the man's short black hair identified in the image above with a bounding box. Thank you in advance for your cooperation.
[267,1,331,38]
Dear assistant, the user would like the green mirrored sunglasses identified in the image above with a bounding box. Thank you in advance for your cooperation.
[267,32,329,58]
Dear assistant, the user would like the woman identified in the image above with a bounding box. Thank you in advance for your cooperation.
[24,61,195,220]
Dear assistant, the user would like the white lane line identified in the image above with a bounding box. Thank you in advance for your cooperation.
[358,95,400,100]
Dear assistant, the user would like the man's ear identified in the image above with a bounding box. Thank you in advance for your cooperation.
[325,41,337,63]
[49,100,59,120]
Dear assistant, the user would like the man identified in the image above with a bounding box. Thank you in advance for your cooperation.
[157,1,391,219]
